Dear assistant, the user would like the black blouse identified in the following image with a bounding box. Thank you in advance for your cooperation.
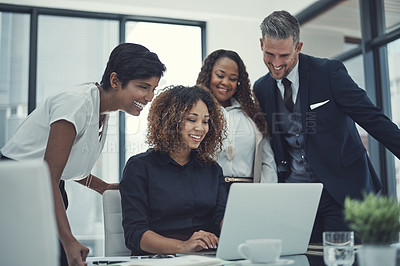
[119,149,227,254]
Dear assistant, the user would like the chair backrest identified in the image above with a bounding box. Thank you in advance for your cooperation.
[102,189,131,256]
[0,160,59,266]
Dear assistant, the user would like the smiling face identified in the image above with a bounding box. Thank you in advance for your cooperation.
[209,57,239,107]
[260,36,303,80]
[115,76,161,116]
[180,99,210,150]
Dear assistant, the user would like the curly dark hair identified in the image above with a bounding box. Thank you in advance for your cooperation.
[147,85,225,162]
[196,49,269,136]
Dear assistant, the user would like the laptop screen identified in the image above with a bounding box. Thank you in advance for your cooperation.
[216,183,323,260]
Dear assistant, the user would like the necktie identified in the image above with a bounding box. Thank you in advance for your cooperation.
[282,78,294,112]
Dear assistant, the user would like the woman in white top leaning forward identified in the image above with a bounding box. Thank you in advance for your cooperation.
[0,43,166,266]
[196,49,277,192]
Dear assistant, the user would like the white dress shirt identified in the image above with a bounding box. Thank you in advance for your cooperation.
[277,61,299,103]
[217,98,255,178]
[216,98,277,183]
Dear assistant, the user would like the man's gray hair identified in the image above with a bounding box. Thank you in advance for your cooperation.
[260,10,300,46]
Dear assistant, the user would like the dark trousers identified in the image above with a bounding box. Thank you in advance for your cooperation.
[1,154,69,266]
[59,181,69,266]
[310,189,353,243]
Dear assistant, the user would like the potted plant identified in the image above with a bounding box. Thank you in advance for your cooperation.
[344,192,400,266]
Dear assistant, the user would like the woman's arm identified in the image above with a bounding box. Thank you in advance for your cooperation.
[211,165,227,233]
[75,174,119,195]
[140,230,218,255]
[260,137,278,183]
[44,120,89,266]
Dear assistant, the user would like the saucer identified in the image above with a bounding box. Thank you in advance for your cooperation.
[238,259,295,265]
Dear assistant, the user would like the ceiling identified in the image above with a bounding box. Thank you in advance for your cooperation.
[2,0,399,30]
[1,0,319,21]
[77,0,319,20]
[302,0,400,38]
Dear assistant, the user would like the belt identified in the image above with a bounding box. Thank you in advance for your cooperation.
[224,177,253,183]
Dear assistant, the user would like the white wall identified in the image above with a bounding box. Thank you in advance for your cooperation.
[0,0,317,84]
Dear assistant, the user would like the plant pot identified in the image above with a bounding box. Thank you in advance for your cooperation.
[357,245,397,266]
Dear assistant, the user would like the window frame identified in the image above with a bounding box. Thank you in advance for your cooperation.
[297,0,400,197]
[0,3,206,177]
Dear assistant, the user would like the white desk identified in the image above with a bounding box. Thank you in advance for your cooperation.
[86,254,310,265]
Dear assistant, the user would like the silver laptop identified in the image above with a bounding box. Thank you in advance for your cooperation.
[216,183,323,260]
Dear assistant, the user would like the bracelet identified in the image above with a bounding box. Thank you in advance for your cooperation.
[86,174,94,188]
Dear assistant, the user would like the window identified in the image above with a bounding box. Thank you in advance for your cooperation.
[387,39,400,200]
[124,22,203,160]
[0,12,30,147]
[37,14,120,256]
[343,55,369,152]
[0,5,204,256]
[32,12,204,257]
[297,0,400,196]
[300,0,361,59]
[384,0,400,32]
[37,15,119,102]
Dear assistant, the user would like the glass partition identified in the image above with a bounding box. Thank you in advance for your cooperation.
[37,14,119,256]
[343,55,369,152]
[124,22,203,160]
[384,0,400,32]
[0,12,30,147]
[300,0,361,59]
[387,39,400,200]
[0,4,204,257]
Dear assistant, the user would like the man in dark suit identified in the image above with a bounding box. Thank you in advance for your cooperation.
[253,10,400,243]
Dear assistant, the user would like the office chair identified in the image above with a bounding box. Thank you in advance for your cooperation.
[0,160,59,266]
[102,189,131,256]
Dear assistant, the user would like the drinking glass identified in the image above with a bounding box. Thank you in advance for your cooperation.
[323,231,354,266]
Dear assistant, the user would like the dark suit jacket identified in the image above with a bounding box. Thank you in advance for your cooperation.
[254,53,400,205]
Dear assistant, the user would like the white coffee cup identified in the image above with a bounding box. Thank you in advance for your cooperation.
[237,238,282,263]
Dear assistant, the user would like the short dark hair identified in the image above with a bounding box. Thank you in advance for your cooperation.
[100,43,166,90]
[260,10,300,46]
[147,85,225,162]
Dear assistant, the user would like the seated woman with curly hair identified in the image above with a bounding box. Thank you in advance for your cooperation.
[119,85,227,255]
